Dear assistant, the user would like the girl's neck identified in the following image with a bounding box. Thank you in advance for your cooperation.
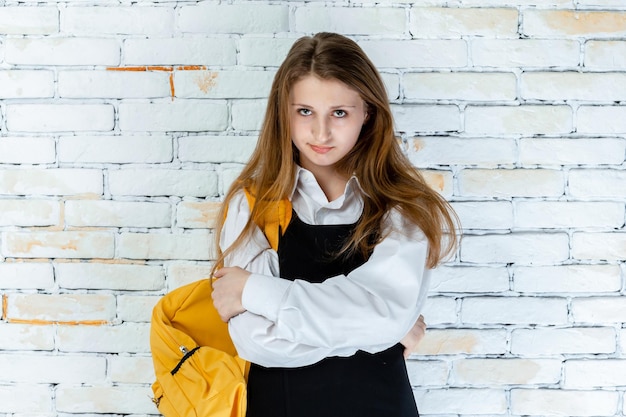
[307,167,349,202]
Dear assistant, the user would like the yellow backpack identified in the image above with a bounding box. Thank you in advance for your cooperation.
[150,191,291,417]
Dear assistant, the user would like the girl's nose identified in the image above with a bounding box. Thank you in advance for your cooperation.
[313,117,331,143]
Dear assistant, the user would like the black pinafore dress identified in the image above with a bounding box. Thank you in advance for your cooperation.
[246,212,419,417]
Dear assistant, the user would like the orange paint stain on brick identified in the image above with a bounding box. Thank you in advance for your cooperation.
[195,71,219,94]
[177,65,207,71]
[169,73,175,99]
[424,172,446,192]
[2,294,7,320]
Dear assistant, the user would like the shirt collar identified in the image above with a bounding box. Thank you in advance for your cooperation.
[290,165,365,202]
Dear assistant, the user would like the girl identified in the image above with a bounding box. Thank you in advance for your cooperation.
[212,32,458,417]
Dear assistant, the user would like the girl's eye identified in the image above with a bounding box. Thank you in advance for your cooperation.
[298,108,312,116]
[333,110,346,118]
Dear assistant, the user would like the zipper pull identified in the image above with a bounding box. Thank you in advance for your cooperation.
[179,346,189,354]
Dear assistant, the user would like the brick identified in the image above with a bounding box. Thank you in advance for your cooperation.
[565,359,626,388]
[220,168,244,195]
[1,231,114,259]
[118,232,213,261]
[174,70,275,99]
[410,7,518,38]
[239,37,296,67]
[0,137,55,164]
[57,323,150,353]
[462,297,568,325]
[569,169,626,198]
[109,355,155,384]
[577,106,626,134]
[295,7,406,35]
[461,233,570,265]
[420,170,454,198]
[178,135,257,163]
[0,70,54,99]
[7,293,115,323]
[514,265,621,293]
[0,384,52,413]
[56,385,155,414]
[117,295,160,322]
[452,358,561,385]
[415,388,507,414]
[585,41,626,69]
[0,199,60,227]
[572,297,626,323]
[430,265,510,293]
[62,6,174,35]
[231,99,267,131]
[58,70,171,98]
[0,169,102,196]
[6,104,114,132]
[522,72,626,101]
[414,329,507,355]
[465,105,572,135]
[406,360,448,386]
[118,100,228,132]
[65,200,171,228]
[409,137,516,167]
[108,169,217,197]
[380,73,400,101]
[458,169,564,198]
[178,4,289,34]
[572,232,626,261]
[520,138,625,166]
[166,263,214,290]
[511,327,615,355]
[472,39,580,68]
[55,263,165,291]
[421,296,457,325]
[0,323,54,351]
[124,38,236,66]
[392,105,461,133]
[359,40,467,68]
[59,135,172,163]
[404,72,516,101]
[511,388,618,416]
[451,201,514,230]
[523,10,626,37]
[0,6,58,34]
[0,354,106,384]
[0,262,54,289]
[515,201,624,229]
[176,201,221,229]
[5,38,120,66]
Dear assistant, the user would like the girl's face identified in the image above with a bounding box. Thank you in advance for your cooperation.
[289,75,368,179]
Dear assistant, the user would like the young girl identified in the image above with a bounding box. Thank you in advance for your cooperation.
[211,32,458,417]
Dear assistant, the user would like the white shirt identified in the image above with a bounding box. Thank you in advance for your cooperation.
[221,167,431,368]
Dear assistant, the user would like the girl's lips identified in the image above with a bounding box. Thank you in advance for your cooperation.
[310,145,333,154]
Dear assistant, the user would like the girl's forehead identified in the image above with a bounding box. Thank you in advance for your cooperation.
[290,75,363,100]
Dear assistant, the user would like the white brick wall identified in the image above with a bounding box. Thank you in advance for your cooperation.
[0,1,625,416]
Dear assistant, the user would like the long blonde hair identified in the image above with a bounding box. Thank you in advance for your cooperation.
[213,32,458,273]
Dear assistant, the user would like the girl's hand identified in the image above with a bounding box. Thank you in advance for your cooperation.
[400,315,426,359]
[211,267,251,322]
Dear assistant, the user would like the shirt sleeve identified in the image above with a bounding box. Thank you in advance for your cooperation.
[220,191,278,277]
[232,208,431,367]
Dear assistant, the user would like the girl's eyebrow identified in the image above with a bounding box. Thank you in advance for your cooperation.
[290,103,357,108]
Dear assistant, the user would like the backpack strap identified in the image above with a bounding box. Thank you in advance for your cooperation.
[243,188,292,251]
